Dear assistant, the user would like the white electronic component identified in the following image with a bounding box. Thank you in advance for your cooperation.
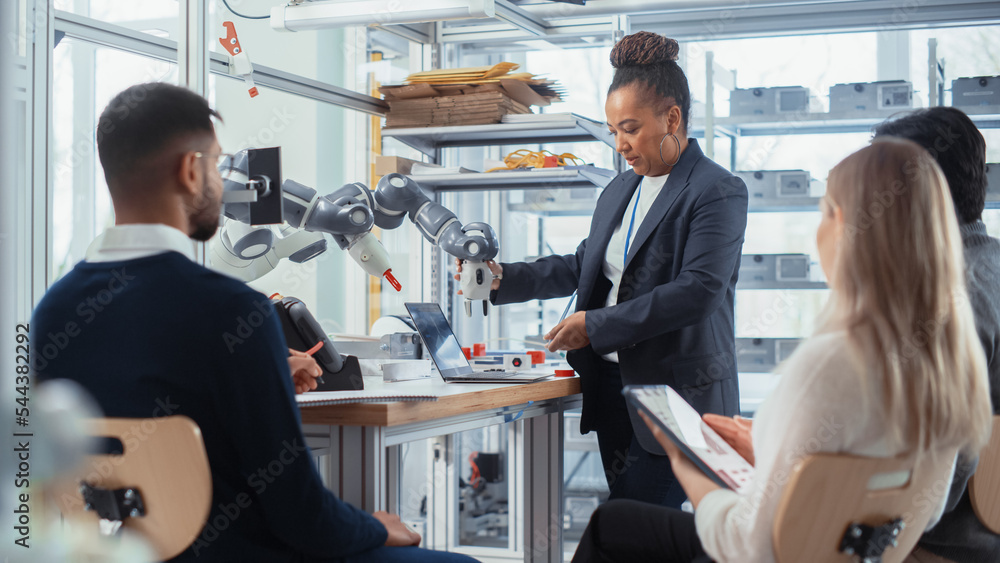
[381,360,434,382]
[952,76,1000,109]
[730,86,811,116]
[739,254,811,283]
[460,260,493,316]
[502,354,532,372]
[735,170,812,199]
[830,81,913,113]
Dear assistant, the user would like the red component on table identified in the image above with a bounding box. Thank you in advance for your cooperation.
[554,369,575,378]
[527,350,545,365]
[473,343,486,357]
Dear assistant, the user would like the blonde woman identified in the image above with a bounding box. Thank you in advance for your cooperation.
[571,138,993,563]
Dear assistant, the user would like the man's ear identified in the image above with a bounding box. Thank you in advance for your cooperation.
[177,151,201,197]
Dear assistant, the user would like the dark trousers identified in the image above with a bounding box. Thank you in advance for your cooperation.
[592,359,687,508]
[572,499,712,562]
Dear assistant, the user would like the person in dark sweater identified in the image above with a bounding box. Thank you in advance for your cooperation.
[874,106,1000,563]
[31,82,476,563]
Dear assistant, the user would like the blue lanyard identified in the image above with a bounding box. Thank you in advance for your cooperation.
[623,183,641,267]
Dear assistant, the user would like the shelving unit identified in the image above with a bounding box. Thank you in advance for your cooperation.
[961,106,1000,129]
[697,37,1000,414]
[407,166,615,192]
[695,109,1000,138]
[382,114,615,158]
[746,198,821,212]
[693,39,1000,173]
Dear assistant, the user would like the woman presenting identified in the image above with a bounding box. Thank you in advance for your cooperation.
[459,32,748,507]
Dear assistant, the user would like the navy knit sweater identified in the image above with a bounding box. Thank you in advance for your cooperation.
[31,251,387,562]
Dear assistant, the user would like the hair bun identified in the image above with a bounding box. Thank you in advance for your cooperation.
[610,31,679,68]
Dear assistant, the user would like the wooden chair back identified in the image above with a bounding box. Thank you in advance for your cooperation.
[773,451,953,563]
[49,416,212,560]
[969,415,1000,534]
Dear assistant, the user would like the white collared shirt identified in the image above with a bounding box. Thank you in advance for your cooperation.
[84,224,197,263]
[601,173,669,362]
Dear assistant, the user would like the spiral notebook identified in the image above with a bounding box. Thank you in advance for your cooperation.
[296,391,438,407]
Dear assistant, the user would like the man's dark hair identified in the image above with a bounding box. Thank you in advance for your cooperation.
[873,106,986,224]
[96,82,221,189]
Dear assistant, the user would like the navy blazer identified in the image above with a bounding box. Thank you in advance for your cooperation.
[493,139,748,453]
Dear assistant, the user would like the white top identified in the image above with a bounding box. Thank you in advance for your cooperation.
[84,224,196,263]
[601,173,669,362]
[694,329,955,562]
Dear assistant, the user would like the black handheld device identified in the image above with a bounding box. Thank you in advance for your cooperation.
[272,295,364,391]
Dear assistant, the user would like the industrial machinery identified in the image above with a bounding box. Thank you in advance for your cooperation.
[739,254,812,284]
[730,86,811,116]
[829,80,913,113]
[734,169,817,210]
[736,337,801,373]
[952,76,1000,109]
[460,450,508,545]
[211,149,500,315]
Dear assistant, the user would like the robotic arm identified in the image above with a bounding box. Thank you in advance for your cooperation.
[282,179,401,291]
[371,173,499,316]
[211,151,400,290]
[211,151,499,315]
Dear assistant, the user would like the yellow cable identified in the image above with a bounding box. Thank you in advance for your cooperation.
[484,149,586,173]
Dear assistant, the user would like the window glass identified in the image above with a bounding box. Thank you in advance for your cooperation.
[53,0,179,39]
[211,1,368,88]
[51,38,177,282]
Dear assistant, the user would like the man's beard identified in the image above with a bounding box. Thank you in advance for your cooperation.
[190,177,221,242]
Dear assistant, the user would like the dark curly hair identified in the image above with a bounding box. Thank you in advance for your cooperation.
[608,31,691,132]
[873,107,987,224]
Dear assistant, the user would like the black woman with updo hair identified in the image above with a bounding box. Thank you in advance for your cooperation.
[458,31,748,508]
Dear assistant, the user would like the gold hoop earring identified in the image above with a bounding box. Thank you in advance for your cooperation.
[659,133,681,167]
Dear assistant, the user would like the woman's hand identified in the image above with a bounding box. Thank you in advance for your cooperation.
[287,348,322,394]
[454,258,503,294]
[544,311,590,352]
[703,413,755,465]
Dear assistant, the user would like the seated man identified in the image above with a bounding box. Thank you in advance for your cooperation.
[31,82,475,563]
[874,106,1000,563]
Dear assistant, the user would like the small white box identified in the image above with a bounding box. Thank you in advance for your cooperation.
[381,359,434,382]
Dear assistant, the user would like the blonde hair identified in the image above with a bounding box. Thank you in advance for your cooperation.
[824,137,991,455]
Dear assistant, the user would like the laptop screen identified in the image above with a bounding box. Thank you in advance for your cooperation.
[405,302,474,379]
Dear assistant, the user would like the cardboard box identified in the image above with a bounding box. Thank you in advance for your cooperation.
[375,156,422,176]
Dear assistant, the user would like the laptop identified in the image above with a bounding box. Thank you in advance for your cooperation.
[405,302,553,384]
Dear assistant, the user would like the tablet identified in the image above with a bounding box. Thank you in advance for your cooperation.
[624,385,755,493]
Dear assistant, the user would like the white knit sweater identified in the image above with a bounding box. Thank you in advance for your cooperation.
[694,329,956,562]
